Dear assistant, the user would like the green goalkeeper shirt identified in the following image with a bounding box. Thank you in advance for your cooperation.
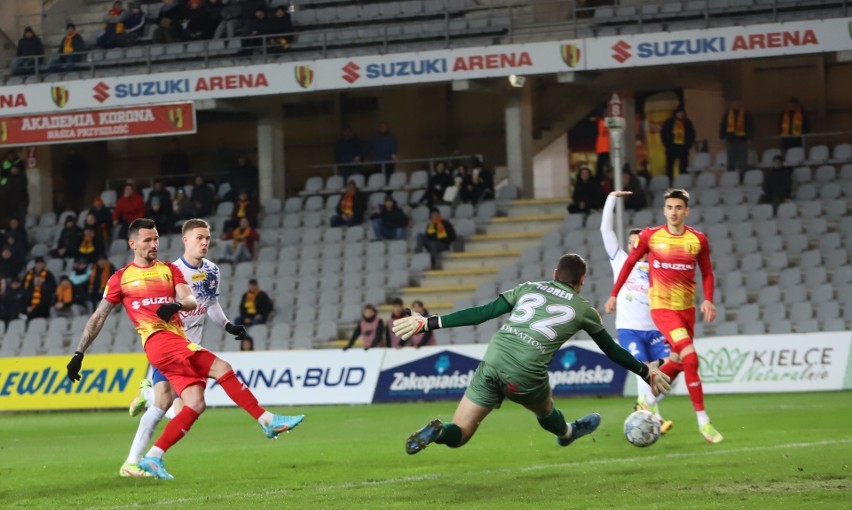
[440,280,646,381]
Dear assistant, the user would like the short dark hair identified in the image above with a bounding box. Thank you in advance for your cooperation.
[364,304,377,313]
[128,218,156,239]
[663,188,690,207]
[182,218,210,235]
[555,253,586,287]
[627,228,642,237]
[429,207,440,215]
[391,297,403,306]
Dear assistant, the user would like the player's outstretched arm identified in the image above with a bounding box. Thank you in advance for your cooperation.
[392,296,512,341]
[600,192,631,260]
[67,300,116,382]
[208,300,247,340]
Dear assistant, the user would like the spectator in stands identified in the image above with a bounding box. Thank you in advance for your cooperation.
[621,172,647,211]
[367,122,398,177]
[416,208,456,270]
[50,215,83,259]
[408,299,436,347]
[661,107,695,181]
[268,6,294,49]
[241,7,270,53]
[78,226,105,263]
[146,196,173,235]
[240,335,255,351]
[3,217,28,252]
[173,188,190,219]
[88,256,114,309]
[760,155,792,217]
[23,256,57,295]
[113,183,146,239]
[419,162,453,207]
[5,164,29,223]
[11,26,44,75]
[96,1,128,49]
[235,278,273,326]
[330,180,367,227]
[148,179,173,209]
[24,274,51,320]
[386,298,407,348]
[343,304,387,350]
[187,175,215,218]
[0,248,22,282]
[595,113,611,179]
[52,276,82,318]
[719,99,755,177]
[160,138,190,186]
[227,156,259,200]
[231,189,260,229]
[3,234,26,273]
[221,217,259,263]
[370,195,408,241]
[153,0,183,44]
[599,165,614,196]
[60,149,89,212]
[567,166,603,215]
[213,0,242,39]
[182,0,215,41]
[0,277,26,324]
[48,23,85,72]
[335,126,365,180]
[460,161,494,205]
[778,97,810,150]
[68,258,92,312]
[88,197,113,243]
[120,2,146,47]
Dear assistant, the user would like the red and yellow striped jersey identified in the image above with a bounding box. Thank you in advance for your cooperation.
[611,225,714,311]
[104,260,188,345]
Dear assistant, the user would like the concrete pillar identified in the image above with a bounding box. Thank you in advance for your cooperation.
[28,146,53,214]
[504,85,534,198]
[622,92,637,174]
[257,108,285,202]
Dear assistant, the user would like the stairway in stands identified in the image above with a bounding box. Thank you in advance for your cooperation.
[395,198,566,316]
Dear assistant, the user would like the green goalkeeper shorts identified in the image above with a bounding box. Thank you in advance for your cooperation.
[465,361,551,410]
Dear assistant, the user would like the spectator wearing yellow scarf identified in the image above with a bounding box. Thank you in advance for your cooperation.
[661,107,696,181]
[718,100,755,176]
[416,208,457,270]
[778,97,810,150]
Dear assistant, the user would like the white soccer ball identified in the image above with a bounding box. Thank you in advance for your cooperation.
[623,410,661,447]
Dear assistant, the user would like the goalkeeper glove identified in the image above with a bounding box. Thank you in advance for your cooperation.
[67,351,84,382]
[392,312,442,341]
[157,302,182,322]
[640,360,672,396]
[225,322,248,340]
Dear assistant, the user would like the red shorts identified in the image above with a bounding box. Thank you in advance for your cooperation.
[144,331,216,396]
[650,308,696,355]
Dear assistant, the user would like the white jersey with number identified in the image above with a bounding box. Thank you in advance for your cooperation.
[600,195,657,331]
[173,256,222,344]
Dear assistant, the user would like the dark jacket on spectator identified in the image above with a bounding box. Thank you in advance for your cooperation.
[17,27,44,57]
[370,199,409,229]
[0,250,22,281]
[53,223,84,258]
[190,183,216,217]
[184,3,215,39]
[268,8,294,36]
[57,30,85,55]
[423,217,456,246]
[335,189,367,222]
[239,289,272,320]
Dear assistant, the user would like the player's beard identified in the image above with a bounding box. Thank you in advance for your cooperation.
[143,249,157,262]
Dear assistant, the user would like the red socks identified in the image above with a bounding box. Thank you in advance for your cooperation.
[660,358,683,380]
[218,370,265,420]
[681,352,705,412]
[154,406,200,453]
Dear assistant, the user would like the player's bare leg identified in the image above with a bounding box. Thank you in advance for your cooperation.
[524,394,601,447]
[406,396,491,454]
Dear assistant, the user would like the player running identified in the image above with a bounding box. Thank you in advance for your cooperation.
[67,218,304,480]
[605,188,723,443]
[392,253,672,454]
[601,191,673,433]
[120,218,250,477]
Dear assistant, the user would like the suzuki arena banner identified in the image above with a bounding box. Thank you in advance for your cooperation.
[587,18,852,70]
[670,332,852,395]
[203,349,384,406]
[0,102,195,146]
[0,353,149,411]
[373,341,628,403]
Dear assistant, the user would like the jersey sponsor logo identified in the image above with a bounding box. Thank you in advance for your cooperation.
[191,273,206,282]
[500,324,547,353]
[670,327,691,343]
[130,296,175,310]
[181,305,208,317]
[652,260,695,271]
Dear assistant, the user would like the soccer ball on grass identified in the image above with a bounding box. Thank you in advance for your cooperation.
[623,410,661,447]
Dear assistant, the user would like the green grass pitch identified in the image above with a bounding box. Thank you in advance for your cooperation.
[2,392,850,509]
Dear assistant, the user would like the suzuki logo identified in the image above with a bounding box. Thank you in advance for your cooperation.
[611,40,632,63]
[342,61,360,84]
[93,81,110,103]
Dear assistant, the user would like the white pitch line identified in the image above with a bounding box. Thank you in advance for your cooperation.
[95,438,852,510]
